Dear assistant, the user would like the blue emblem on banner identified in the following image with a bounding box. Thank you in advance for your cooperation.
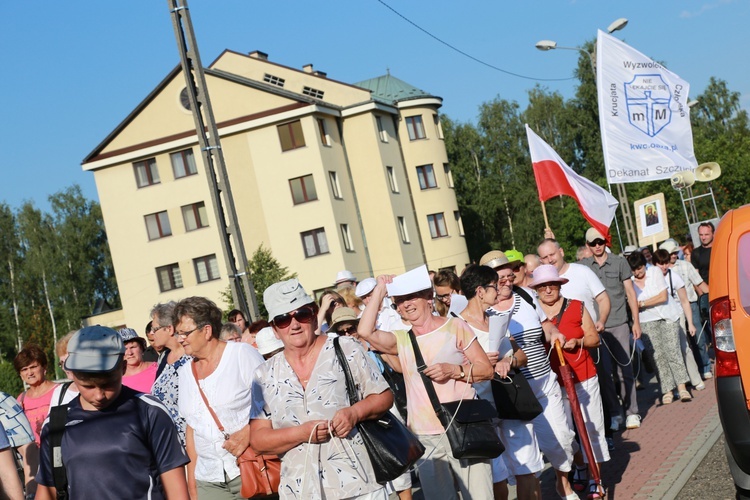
[624,74,672,137]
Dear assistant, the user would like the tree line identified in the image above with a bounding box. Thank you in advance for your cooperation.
[0,185,119,382]
[443,44,750,261]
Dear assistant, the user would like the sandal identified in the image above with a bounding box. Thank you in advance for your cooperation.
[572,465,588,492]
[588,481,606,499]
[680,390,693,402]
[662,393,674,405]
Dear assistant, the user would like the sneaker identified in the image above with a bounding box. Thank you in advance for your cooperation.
[704,371,713,379]
[625,414,641,429]
[694,382,706,391]
[610,415,623,431]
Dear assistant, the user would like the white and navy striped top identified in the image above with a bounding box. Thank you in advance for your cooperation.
[488,293,551,380]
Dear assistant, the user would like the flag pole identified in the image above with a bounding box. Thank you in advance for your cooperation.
[540,198,551,231]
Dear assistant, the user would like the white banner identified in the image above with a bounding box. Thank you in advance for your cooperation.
[596,30,698,184]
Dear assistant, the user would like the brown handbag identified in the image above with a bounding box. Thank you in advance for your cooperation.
[191,362,281,498]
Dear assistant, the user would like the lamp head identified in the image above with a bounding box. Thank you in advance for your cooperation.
[535,40,557,51]
[607,18,629,33]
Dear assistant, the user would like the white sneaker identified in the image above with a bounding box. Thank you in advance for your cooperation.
[610,415,624,431]
[626,414,641,429]
[695,382,706,391]
[704,371,713,379]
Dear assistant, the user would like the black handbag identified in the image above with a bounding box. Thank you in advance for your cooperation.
[333,337,425,484]
[408,330,505,460]
[490,371,543,420]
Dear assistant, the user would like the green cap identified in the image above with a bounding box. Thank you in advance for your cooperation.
[504,249,524,265]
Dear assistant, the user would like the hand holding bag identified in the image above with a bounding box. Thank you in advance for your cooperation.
[191,362,281,498]
[333,337,425,484]
[408,329,504,460]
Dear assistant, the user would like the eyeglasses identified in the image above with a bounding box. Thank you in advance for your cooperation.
[496,275,514,284]
[272,306,315,329]
[435,293,451,301]
[175,325,205,339]
[511,264,524,272]
[536,283,560,291]
[337,325,357,336]
[588,239,606,247]
[150,324,170,334]
[483,284,499,292]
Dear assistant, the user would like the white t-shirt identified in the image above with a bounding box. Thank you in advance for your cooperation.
[664,269,686,322]
[632,266,677,323]
[671,259,703,303]
[178,341,264,482]
[561,263,606,322]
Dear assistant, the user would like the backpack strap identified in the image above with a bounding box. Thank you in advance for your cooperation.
[49,389,71,500]
[513,286,535,307]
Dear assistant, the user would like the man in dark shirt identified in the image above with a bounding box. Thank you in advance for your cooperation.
[36,326,188,500]
[692,222,714,284]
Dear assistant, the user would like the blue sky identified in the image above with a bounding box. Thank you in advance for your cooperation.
[1,0,747,210]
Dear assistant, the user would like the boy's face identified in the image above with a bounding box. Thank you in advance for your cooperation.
[71,365,124,411]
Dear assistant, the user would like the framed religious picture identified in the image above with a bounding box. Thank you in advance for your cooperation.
[634,193,669,247]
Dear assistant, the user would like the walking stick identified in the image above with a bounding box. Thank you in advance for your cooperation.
[554,341,605,497]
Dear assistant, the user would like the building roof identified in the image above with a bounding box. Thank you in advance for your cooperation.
[354,73,438,105]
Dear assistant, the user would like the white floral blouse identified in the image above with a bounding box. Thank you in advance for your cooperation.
[151,353,191,447]
[250,336,389,499]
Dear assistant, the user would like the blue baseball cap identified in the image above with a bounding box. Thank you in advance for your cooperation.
[65,326,125,373]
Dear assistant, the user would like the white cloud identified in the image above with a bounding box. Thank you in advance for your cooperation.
[680,0,734,19]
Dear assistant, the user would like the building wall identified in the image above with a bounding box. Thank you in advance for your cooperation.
[85,52,469,326]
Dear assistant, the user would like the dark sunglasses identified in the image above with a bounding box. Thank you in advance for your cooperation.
[337,325,357,336]
[272,306,315,329]
[588,239,606,247]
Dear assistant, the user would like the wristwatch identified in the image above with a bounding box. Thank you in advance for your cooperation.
[458,366,465,379]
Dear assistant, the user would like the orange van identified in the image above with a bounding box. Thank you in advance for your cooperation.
[710,203,750,496]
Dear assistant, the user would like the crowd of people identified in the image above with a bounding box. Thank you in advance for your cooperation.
[0,221,717,500]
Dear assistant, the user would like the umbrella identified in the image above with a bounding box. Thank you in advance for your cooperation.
[554,341,605,497]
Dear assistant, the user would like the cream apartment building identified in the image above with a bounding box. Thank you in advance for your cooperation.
[82,50,469,326]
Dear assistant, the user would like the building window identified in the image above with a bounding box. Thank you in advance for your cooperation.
[301,228,329,258]
[289,174,318,205]
[397,217,410,244]
[444,163,454,188]
[454,211,465,236]
[434,114,444,139]
[182,202,209,231]
[194,254,220,283]
[376,116,388,143]
[133,158,160,188]
[317,118,330,146]
[427,213,448,238]
[340,224,354,252]
[416,164,437,190]
[303,86,325,99]
[156,263,182,292]
[263,74,285,87]
[386,166,399,193]
[278,120,306,151]
[329,171,342,200]
[144,211,172,240]
[171,149,197,178]
[405,115,426,141]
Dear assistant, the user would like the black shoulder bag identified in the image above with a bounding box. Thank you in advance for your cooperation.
[49,381,73,500]
[513,286,535,307]
[408,330,504,460]
[332,337,424,483]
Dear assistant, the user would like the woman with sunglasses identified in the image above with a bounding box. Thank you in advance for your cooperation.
[249,279,393,500]
[531,265,609,499]
[457,264,528,500]
[356,267,495,500]
[316,290,346,334]
[481,252,577,500]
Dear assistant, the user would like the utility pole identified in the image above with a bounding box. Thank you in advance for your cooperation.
[167,0,259,320]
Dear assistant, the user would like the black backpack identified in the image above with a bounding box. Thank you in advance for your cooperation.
[48,382,73,500]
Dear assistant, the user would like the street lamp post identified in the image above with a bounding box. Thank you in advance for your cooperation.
[535,18,638,249]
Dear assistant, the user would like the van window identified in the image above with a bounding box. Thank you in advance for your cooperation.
[739,233,750,315]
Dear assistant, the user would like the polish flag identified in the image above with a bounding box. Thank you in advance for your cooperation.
[525,124,619,238]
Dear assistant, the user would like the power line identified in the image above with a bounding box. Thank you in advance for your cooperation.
[376,0,576,82]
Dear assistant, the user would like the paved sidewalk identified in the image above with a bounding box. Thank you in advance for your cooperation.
[535,370,720,499]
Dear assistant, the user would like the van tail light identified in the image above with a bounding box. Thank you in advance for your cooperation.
[711,296,739,378]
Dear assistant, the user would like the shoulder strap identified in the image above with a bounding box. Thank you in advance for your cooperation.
[407,330,443,416]
[513,286,534,307]
[668,269,676,297]
[155,348,171,379]
[49,403,69,499]
[333,337,360,404]
[190,362,228,439]
[554,298,569,326]
[58,381,73,406]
